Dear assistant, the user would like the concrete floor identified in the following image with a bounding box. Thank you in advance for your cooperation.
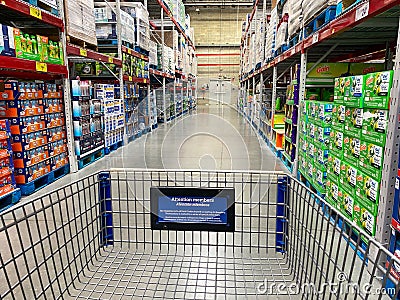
[24,101,285,201]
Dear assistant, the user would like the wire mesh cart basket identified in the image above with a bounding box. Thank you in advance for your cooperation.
[1,169,400,299]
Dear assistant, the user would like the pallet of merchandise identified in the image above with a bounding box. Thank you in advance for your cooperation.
[78,147,104,170]
[0,188,22,213]
[303,5,337,38]
[18,163,70,196]
[64,0,98,47]
[104,140,124,155]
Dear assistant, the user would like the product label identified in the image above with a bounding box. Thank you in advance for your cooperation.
[343,193,354,218]
[331,183,339,201]
[368,144,383,168]
[362,208,375,235]
[350,138,361,158]
[364,176,379,202]
[352,108,363,128]
[333,157,341,176]
[352,76,364,97]
[335,131,343,149]
[346,165,357,187]
[338,105,345,123]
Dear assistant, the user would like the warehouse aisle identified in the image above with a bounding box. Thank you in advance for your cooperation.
[24,101,285,200]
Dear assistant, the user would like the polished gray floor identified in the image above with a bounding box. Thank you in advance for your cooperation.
[24,101,285,201]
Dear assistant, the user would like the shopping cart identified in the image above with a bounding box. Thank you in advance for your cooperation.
[0,169,399,299]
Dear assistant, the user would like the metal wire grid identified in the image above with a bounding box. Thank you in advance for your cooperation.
[0,169,400,300]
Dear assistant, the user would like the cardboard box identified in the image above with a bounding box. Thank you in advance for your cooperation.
[344,75,365,108]
[308,141,316,160]
[14,29,40,61]
[316,148,329,169]
[343,135,361,167]
[316,125,331,146]
[341,160,358,191]
[332,104,345,131]
[341,186,355,219]
[364,71,393,109]
[353,199,377,236]
[362,109,388,147]
[356,173,380,204]
[334,77,346,105]
[329,129,344,158]
[344,107,363,139]
[315,168,328,191]
[327,178,342,208]
[0,24,16,57]
[359,141,384,181]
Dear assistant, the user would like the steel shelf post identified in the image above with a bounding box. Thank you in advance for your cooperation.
[293,51,307,175]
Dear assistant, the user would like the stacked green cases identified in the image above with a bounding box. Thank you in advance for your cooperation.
[298,86,334,195]
[326,71,393,238]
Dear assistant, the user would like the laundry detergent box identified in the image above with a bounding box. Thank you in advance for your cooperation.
[344,75,365,108]
[13,28,40,61]
[329,129,344,158]
[334,77,346,105]
[316,148,329,169]
[364,71,394,109]
[355,173,380,204]
[362,109,388,147]
[308,122,317,140]
[315,168,328,191]
[316,125,331,146]
[314,102,333,126]
[341,159,360,192]
[0,24,16,57]
[340,186,355,220]
[359,141,384,181]
[353,198,378,236]
[300,136,308,155]
[343,135,361,167]
[332,104,345,131]
[308,141,317,160]
[344,107,363,139]
[326,177,342,208]
[328,154,344,181]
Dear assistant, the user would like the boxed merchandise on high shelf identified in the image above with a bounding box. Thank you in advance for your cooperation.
[148,40,158,69]
[71,80,105,168]
[123,51,149,79]
[265,7,278,61]
[64,0,97,46]
[0,81,69,195]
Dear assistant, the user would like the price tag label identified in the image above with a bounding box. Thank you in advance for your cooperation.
[291,48,295,56]
[79,48,87,57]
[36,62,47,73]
[143,79,147,84]
[128,76,133,82]
[355,1,369,22]
[108,57,113,63]
[1,1,5,6]
[141,55,144,59]
[128,49,132,54]
[30,6,42,20]
[312,33,319,44]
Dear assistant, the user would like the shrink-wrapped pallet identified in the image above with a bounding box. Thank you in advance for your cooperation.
[287,0,303,38]
[149,40,157,67]
[264,8,278,60]
[275,14,289,50]
[65,0,97,46]
[121,2,150,51]
[302,0,337,25]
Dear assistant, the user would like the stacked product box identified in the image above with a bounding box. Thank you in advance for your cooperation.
[327,71,393,238]
[123,51,149,79]
[0,120,18,201]
[95,84,124,148]
[71,80,104,158]
[65,0,97,46]
[124,82,138,140]
[0,24,64,64]
[0,81,68,185]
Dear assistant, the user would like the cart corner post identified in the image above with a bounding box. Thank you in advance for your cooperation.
[99,172,114,246]
[276,175,289,253]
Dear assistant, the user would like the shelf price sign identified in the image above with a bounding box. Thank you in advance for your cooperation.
[355,1,369,22]
[29,6,42,20]
[35,62,47,73]
[108,57,113,63]
[79,48,87,57]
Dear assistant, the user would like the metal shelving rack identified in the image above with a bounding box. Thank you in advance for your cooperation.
[151,0,197,123]
[239,0,400,260]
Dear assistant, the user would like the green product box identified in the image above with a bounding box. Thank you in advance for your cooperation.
[315,168,328,191]
[329,129,344,158]
[299,155,308,173]
[316,125,331,146]
[364,71,394,109]
[300,119,308,136]
[326,178,342,208]
[46,41,63,65]
[341,160,358,191]
[314,102,333,126]
[309,123,316,140]
[332,104,345,131]
[362,109,388,147]
[14,28,40,61]
[309,101,318,119]
[321,87,334,102]
[353,199,377,236]
[355,172,380,204]
[37,35,49,62]
[344,107,363,139]
[75,62,96,76]
[334,77,346,105]
[327,155,341,183]
[359,141,384,181]
[344,75,365,108]
[300,137,308,156]
[306,159,316,182]
[305,88,321,101]
[340,186,355,220]
[316,148,329,169]
[343,135,361,167]
[308,141,316,160]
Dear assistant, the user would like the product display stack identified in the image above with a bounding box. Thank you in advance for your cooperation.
[0,81,69,195]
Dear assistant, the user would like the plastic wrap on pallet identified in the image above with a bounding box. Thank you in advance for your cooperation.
[121,2,150,51]
[275,14,289,51]
[265,8,278,61]
[302,0,337,25]
[65,0,97,46]
[287,0,303,39]
[149,40,157,67]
